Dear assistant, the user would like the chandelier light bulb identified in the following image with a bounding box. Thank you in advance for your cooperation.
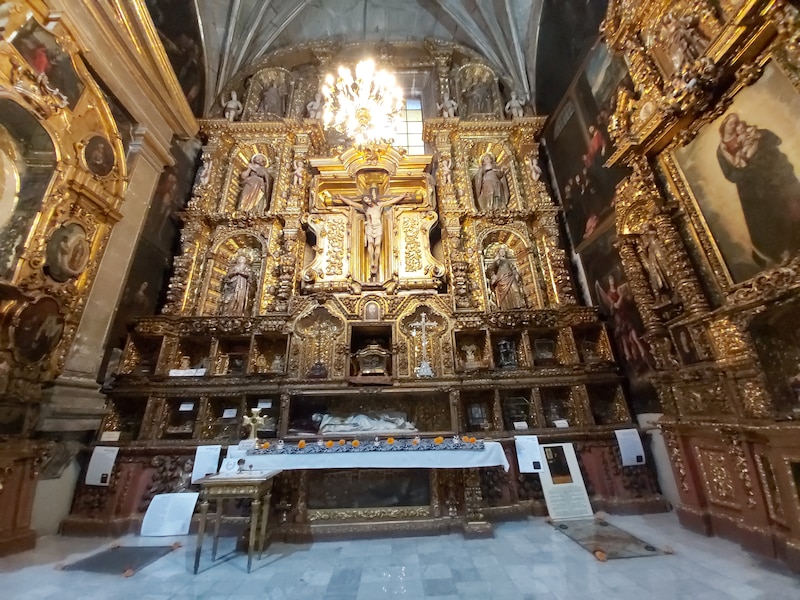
[320,59,404,146]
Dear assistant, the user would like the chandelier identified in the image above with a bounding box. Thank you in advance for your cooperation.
[321,59,404,147]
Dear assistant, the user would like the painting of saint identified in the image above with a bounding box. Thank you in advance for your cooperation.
[581,227,653,373]
[145,0,205,115]
[45,223,90,282]
[84,136,115,177]
[673,63,800,283]
[13,296,64,364]
[11,19,83,109]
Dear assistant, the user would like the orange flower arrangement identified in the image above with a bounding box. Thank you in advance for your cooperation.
[412,438,419,445]
[262,441,271,449]
[469,437,477,444]
[351,440,360,447]
[298,440,306,449]
[462,435,470,443]
[387,437,395,445]
[434,436,444,444]
[325,440,334,448]
[338,439,346,446]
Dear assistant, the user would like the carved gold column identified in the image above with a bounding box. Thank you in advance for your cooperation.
[616,235,663,333]
[536,213,576,306]
[649,207,709,315]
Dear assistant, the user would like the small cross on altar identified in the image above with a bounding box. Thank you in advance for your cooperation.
[410,311,437,378]
[242,408,266,440]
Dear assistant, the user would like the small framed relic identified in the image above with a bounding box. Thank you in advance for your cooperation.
[83,135,115,177]
[12,296,64,363]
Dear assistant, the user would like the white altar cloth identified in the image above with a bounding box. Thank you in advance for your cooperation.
[228,441,509,472]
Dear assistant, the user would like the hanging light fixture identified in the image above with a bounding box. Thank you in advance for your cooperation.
[320,59,405,147]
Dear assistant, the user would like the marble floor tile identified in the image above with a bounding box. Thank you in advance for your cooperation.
[1,513,799,599]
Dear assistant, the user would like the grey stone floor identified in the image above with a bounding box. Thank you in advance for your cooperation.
[1,512,798,599]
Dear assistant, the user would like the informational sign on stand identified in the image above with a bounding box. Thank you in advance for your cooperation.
[514,435,543,473]
[614,429,646,466]
[141,492,199,536]
[85,446,120,486]
[191,445,222,483]
[539,443,593,521]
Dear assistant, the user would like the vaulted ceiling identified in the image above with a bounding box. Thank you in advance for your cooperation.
[195,0,543,115]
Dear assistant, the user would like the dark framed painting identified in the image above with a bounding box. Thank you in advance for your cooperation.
[580,225,652,374]
[11,18,83,109]
[672,62,800,284]
[544,40,631,245]
[672,325,700,365]
[13,296,64,363]
[144,0,205,115]
[45,222,90,282]
[84,135,115,177]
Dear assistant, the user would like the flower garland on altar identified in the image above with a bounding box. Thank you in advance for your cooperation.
[248,435,484,455]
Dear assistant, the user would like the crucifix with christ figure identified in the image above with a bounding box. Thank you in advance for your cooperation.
[334,186,413,281]
[411,311,437,378]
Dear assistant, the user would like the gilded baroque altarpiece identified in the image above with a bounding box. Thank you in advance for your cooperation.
[600,0,800,571]
[67,40,667,539]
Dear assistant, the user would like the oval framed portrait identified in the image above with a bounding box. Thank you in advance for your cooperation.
[12,296,64,364]
[45,222,90,282]
[83,135,115,177]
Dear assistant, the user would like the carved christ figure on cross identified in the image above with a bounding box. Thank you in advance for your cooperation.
[335,186,412,281]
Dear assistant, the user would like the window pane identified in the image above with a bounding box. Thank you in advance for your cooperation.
[406,109,422,121]
[406,99,421,110]
[408,146,425,156]
[407,121,423,134]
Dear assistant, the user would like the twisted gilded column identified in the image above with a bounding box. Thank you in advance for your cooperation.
[649,207,709,315]
[615,235,662,333]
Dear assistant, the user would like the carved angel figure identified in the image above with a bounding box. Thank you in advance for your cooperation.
[306,92,323,119]
[221,91,243,121]
[437,91,458,118]
[505,91,525,119]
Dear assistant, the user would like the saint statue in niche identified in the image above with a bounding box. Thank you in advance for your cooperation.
[640,227,672,302]
[219,254,253,316]
[237,153,271,213]
[473,152,509,211]
[335,186,412,281]
[258,81,287,116]
[660,11,710,72]
[485,245,526,310]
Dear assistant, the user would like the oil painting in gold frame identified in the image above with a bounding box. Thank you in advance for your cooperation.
[671,62,800,285]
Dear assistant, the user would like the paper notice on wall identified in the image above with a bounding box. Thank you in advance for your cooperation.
[614,428,646,466]
[140,492,199,537]
[553,419,569,428]
[85,446,120,486]
[191,445,222,483]
[540,443,593,521]
[514,435,543,473]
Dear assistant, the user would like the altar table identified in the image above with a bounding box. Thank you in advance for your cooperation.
[226,440,510,471]
[193,469,281,573]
